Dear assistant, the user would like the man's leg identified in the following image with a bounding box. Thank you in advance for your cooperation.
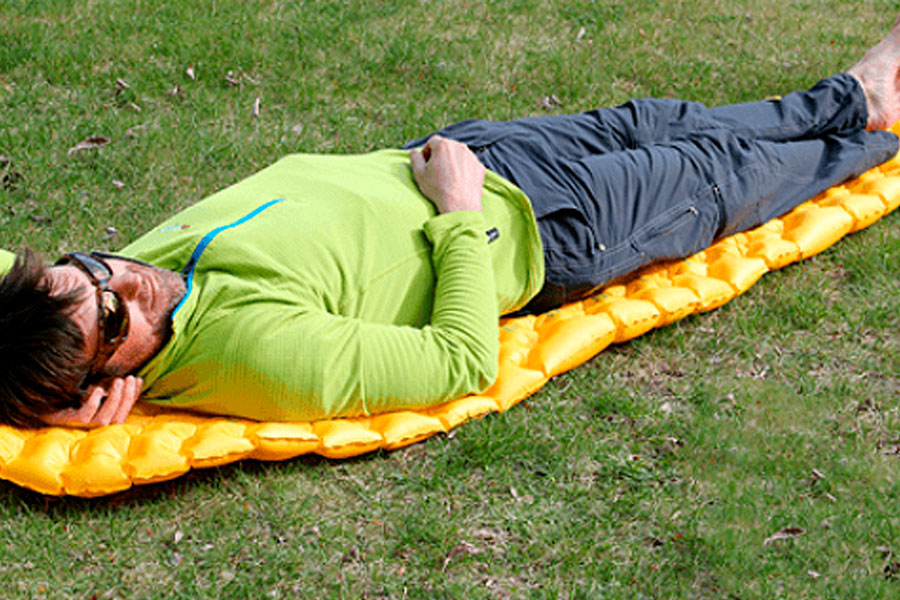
[703,73,869,141]
[404,74,872,221]
[403,80,895,311]
[527,126,898,311]
[404,74,868,168]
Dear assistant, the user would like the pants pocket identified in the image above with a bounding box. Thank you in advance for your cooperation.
[630,197,719,261]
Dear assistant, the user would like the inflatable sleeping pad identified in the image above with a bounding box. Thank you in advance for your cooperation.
[2,134,899,497]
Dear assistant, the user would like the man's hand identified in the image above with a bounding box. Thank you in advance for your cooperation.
[409,135,486,213]
[42,375,143,428]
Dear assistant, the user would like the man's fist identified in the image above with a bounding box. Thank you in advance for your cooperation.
[409,135,485,213]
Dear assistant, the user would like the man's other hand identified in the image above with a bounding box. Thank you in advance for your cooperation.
[42,375,144,428]
[409,135,486,213]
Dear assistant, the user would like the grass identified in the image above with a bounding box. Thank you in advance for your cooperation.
[1,0,899,598]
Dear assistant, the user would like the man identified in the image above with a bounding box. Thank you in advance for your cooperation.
[2,20,900,428]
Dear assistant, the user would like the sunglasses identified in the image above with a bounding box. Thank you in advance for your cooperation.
[55,252,131,385]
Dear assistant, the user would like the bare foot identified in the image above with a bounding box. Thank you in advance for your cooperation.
[848,14,900,130]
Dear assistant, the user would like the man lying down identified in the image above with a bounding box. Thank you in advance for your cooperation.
[2,19,900,428]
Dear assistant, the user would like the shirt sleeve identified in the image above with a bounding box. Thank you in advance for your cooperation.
[181,210,500,422]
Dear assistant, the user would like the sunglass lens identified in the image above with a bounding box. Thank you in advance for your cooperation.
[99,291,129,343]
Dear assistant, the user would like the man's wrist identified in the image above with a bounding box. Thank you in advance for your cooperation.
[437,193,483,213]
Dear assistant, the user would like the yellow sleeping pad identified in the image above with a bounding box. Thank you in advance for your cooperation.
[2,131,900,497]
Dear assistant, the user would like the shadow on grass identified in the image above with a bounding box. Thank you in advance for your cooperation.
[0,446,398,512]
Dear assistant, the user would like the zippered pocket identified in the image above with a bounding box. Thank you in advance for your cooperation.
[630,200,718,261]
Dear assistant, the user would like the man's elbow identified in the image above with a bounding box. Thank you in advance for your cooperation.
[469,338,499,394]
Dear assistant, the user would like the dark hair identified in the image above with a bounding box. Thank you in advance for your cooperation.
[0,248,87,427]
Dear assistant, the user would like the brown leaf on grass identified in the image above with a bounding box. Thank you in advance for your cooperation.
[539,94,562,111]
[67,136,110,156]
[473,528,505,544]
[451,541,481,556]
[340,546,360,563]
[885,561,900,580]
[509,487,534,504]
[1,155,23,191]
[763,526,806,546]
[125,124,148,138]
[168,85,183,97]
[472,527,509,556]
[658,436,683,455]
[877,437,900,456]
[442,541,482,572]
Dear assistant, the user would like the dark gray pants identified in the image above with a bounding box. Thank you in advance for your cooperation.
[403,73,899,312]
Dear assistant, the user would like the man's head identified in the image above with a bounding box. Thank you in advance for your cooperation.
[0,249,85,426]
[0,248,187,427]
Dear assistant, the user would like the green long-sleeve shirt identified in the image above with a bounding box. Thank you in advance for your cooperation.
[120,149,544,421]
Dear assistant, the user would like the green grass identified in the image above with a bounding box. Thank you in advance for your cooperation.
[1,0,899,598]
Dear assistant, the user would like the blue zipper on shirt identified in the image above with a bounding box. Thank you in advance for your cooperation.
[172,198,285,318]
